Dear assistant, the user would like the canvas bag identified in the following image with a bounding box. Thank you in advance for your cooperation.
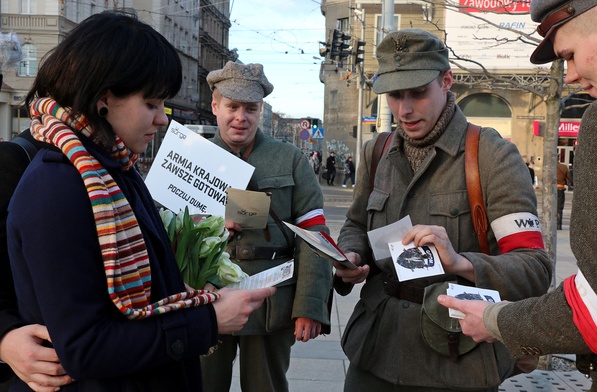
[421,281,479,362]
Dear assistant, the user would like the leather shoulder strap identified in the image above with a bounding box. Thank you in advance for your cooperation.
[369,132,394,194]
[465,123,489,254]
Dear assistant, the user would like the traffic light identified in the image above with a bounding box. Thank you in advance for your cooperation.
[330,29,344,60]
[311,119,319,133]
[338,33,352,65]
[354,39,366,66]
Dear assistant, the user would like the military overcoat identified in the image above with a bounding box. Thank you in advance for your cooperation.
[337,107,551,389]
[211,129,332,334]
[490,103,597,357]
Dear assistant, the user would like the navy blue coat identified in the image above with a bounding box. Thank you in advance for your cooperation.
[7,135,217,391]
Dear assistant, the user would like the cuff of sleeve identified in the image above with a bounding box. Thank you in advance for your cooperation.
[483,301,510,341]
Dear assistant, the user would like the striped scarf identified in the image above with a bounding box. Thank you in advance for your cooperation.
[29,98,219,320]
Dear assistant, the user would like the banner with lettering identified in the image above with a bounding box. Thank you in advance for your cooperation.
[445,0,538,70]
[145,120,255,216]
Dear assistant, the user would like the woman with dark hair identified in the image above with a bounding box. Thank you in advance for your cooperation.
[5,10,273,391]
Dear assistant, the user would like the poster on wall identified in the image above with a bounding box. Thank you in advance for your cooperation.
[445,0,541,70]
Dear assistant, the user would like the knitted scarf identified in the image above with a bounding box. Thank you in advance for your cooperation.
[397,91,456,172]
[29,98,219,320]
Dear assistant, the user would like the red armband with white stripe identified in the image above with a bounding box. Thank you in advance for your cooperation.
[564,270,597,353]
[490,212,544,253]
[295,208,326,229]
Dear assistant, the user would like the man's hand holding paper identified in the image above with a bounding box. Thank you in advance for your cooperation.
[402,224,475,283]
[333,252,369,285]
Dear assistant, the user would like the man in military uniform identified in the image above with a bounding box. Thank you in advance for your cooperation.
[200,61,333,392]
[440,0,597,388]
[333,29,551,391]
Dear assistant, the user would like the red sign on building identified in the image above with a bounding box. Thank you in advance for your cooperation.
[533,120,581,137]
[459,0,530,13]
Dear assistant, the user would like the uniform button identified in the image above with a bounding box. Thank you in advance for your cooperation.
[402,301,410,309]
[240,248,250,258]
[171,340,185,355]
[236,234,242,240]
[274,179,280,187]
[531,346,542,355]
[450,208,459,216]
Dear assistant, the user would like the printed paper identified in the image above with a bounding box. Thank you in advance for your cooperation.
[227,260,294,289]
[446,283,501,319]
[145,121,254,216]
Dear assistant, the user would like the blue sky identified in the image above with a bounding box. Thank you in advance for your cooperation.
[228,0,326,120]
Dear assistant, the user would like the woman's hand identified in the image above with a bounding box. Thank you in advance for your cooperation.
[212,287,276,334]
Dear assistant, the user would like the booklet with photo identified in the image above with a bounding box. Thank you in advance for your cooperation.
[283,222,356,270]
[446,283,501,319]
[388,241,444,282]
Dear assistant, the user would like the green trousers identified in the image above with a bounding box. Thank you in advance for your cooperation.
[201,327,295,392]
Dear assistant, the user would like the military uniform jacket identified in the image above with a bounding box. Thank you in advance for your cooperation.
[337,107,551,389]
[211,130,332,334]
[493,102,597,357]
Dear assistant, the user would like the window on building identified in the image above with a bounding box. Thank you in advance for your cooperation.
[19,0,37,14]
[458,94,511,117]
[458,93,512,139]
[337,18,349,33]
[561,93,595,119]
[18,44,37,77]
[375,14,400,52]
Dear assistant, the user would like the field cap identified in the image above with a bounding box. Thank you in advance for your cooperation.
[207,61,274,102]
[530,0,597,64]
[373,29,449,94]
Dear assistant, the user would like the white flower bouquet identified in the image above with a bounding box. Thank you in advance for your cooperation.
[159,206,248,288]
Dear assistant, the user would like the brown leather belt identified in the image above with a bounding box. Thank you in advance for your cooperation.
[382,274,425,304]
[227,245,292,261]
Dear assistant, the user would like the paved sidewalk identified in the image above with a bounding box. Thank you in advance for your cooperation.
[229,187,590,392]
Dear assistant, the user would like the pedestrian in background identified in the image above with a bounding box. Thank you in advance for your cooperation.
[326,151,336,185]
[201,61,332,392]
[309,151,321,175]
[439,0,597,388]
[333,28,550,392]
[526,161,535,186]
[342,156,355,187]
[557,161,571,229]
[3,11,274,391]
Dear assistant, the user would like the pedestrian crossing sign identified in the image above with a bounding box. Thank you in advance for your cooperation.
[312,127,324,140]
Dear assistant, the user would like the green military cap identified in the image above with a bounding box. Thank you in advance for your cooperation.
[373,28,449,94]
[530,0,597,64]
[206,61,274,102]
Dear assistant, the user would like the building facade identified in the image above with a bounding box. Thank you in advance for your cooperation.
[318,0,590,185]
[0,0,233,141]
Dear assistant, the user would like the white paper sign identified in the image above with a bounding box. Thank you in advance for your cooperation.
[145,121,255,216]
